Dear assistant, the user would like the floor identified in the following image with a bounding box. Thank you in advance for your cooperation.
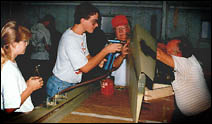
[59,87,175,123]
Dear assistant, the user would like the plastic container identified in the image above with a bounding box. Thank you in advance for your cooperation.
[101,77,114,96]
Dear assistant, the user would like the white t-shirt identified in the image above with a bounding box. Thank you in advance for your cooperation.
[171,55,211,116]
[53,28,89,83]
[111,53,127,86]
[1,60,34,112]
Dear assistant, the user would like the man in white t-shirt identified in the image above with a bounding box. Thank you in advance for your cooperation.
[111,15,131,87]
[46,2,123,99]
[156,37,211,122]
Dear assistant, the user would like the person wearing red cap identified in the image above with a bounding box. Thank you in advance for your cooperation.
[156,37,211,122]
[110,15,131,87]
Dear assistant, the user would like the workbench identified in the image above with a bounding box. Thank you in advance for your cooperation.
[58,88,175,123]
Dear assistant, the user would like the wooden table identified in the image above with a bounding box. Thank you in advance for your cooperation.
[59,88,175,123]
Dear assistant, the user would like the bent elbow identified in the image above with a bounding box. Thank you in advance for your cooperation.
[79,68,89,73]
[82,70,89,73]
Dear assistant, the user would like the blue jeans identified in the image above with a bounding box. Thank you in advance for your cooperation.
[46,75,77,98]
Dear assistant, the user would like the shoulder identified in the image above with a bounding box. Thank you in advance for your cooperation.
[172,55,194,72]
[2,61,19,75]
[172,55,196,65]
[2,60,17,71]
[31,23,44,30]
[61,29,74,39]
[61,29,81,45]
[1,61,20,84]
[172,55,188,62]
[31,23,49,33]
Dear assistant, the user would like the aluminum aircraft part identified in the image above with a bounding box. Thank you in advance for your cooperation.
[128,24,157,122]
[4,73,110,123]
[59,72,110,95]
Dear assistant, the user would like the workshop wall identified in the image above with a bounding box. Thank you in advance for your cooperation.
[1,1,211,48]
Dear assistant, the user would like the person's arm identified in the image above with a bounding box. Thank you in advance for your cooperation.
[157,47,174,68]
[86,54,92,60]
[113,43,129,68]
[80,43,122,73]
[5,77,43,114]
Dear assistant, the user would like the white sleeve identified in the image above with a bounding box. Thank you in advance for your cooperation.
[2,65,21,109]
[64,37,88,71]
[172,55,190,75]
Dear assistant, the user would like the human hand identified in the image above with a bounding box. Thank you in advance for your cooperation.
[27,76,43,92]
[121,43,129,57]
[99,58,107,68]
[104,43,122,54]
[157,47,168,61]
[157,43,166,52]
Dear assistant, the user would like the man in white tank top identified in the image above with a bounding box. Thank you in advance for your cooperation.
[156,37,211,122]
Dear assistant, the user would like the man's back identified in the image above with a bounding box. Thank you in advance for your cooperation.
[171,55,211,116]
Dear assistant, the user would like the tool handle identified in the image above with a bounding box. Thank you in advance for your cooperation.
[103,53,113,70]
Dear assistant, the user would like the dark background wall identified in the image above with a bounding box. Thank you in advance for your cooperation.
[1,1,211,71]
[1,1,211,47]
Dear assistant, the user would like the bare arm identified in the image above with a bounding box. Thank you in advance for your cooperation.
[157,47,174,68]
[86,54,92,60]
[80,43,122,73]
[113,54,126,68]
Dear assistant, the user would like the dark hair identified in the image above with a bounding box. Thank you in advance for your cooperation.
[39,14,55,26]
[74,2,99,24]
[1,20,31,69]
[172,36,193,58]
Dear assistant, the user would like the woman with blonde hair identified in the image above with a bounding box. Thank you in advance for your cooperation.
[1,20,44,114]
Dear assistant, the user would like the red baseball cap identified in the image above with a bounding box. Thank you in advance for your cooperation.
[112,15,129,28]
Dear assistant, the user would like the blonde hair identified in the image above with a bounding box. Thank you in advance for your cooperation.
[1,21,31,70]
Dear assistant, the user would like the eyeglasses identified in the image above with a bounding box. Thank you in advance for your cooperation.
[24,40,29,44]
[90,19,98,26]
[20,40,29,45]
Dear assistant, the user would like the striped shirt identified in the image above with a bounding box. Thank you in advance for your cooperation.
[171,55,211,116]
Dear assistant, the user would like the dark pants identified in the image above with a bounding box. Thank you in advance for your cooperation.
[0,110,22,122]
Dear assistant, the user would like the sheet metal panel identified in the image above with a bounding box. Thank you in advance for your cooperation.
[127,24,157,122]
